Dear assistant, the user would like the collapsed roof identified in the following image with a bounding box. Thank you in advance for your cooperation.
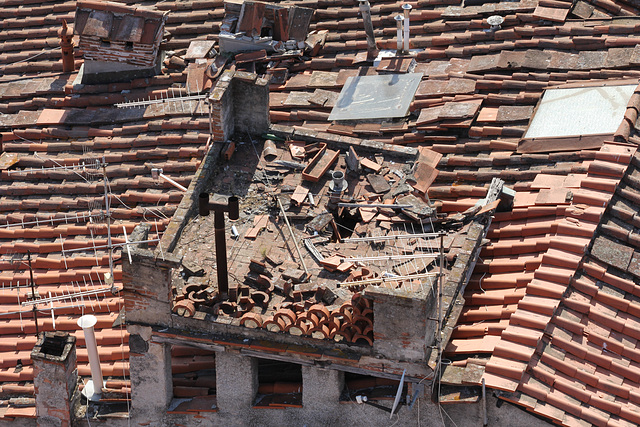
[0,0,640,424]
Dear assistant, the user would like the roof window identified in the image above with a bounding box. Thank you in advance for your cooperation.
[519,84,636,152]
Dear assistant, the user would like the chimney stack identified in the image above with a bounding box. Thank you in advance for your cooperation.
[77,314,104,401]
[358,0,378,59]
[58,20,75,73]
[31,332,78,426]
[402,4,412,53]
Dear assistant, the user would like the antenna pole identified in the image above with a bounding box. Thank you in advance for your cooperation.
[102,160,115,293]
[27,251,39,336]
[438,232,444,371]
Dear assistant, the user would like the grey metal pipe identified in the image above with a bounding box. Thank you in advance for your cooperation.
[358,0,377,58]
[395,15,403,52]
[402,4,412,52]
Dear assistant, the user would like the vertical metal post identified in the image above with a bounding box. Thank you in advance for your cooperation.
[482,378,488,426]
[102,160,115,293]
[27,251,38,336]
[199,194,239,296]
[438,233,444,367]
[214,209,229,295]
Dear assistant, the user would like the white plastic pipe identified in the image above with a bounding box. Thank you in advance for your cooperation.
[403,4,412,52]
[395,15,403,52]
[77,314,103,395]
[159,173,187,192]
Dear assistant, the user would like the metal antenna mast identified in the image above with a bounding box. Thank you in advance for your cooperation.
[27,251,39,336]
[102,159,116,293]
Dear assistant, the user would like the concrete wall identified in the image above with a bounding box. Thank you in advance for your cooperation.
[364,286,435,363]
[90,346,548,427]
[215,350,259,425]
[128,331,173,421]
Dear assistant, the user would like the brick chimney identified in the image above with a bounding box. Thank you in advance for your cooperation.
[58,20,75,73]
[31,332,78,427]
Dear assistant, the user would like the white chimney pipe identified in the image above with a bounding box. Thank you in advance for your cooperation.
[77,314,103,401]
[395,15,403,52]
[402,4,412,53]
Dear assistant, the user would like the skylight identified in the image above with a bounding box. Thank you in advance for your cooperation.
[524,84,636,139]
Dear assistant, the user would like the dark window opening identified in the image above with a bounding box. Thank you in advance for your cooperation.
[125,41,134,51]
[340,372,404,402]
[168,345,217,414]
[254,359,302,408]
[100,39,111,47]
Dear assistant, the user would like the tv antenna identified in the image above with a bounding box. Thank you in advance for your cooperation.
[354,369,406,417]
[114,86,207,116]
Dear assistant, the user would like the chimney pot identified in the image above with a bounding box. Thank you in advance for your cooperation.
[58,20,75,73]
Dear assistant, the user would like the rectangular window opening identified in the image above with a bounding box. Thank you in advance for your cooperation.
[168,345,217,414]
[340,372,404,403]
[254,359,302,408]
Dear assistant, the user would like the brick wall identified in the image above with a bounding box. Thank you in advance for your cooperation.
[122,247,179,327]
[31,333,77,427]
[364,286,433,362]
[209,70,235,142]
[208,70,270,142]
[78,34,160,68]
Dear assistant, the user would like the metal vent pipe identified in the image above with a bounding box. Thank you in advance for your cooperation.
[395,15,404,52]
[358,0,377,58]
[402,4,412,53]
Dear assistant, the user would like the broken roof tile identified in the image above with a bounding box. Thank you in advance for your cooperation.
[439,100,482,120]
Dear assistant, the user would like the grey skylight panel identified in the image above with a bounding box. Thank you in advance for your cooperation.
[524,84,636,139]
[329,73,423,121]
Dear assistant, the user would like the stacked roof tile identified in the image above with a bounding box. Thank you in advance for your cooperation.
[1,0,640,423]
